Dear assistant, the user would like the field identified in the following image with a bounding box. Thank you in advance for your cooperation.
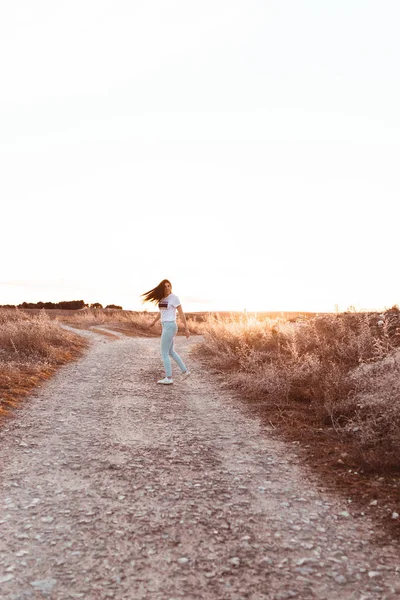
[16,307,320,336]
[17,307,207,336]
[1,306,400,517]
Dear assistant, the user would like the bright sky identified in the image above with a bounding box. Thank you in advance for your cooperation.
[1,1,399,313]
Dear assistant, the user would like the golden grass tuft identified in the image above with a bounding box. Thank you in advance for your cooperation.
[0,308,87,416]
[197,309,400,474]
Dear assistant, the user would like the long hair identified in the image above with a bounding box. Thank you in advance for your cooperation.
[141,279,171,305]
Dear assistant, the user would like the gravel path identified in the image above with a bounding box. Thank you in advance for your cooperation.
[0,331,399,600]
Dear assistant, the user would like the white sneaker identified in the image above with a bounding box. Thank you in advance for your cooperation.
[157,377,173,385]
[182,370,191,378]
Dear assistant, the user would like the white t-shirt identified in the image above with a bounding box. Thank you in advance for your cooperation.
[159,293,181,322]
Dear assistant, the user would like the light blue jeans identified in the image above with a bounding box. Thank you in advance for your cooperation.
[161,321,187,378]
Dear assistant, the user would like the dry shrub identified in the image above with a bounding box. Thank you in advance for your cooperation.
[185,317,206,335]
[57,308,205,337]
[1,310,81,361]
[344,350,400,470]
[57,308,158,336]
[198,309,400,471]
[0,308,87,412]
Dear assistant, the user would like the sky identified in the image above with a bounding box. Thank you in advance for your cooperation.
[1,1,399,313]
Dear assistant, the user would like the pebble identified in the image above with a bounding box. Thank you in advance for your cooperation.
[30,578,57,592]
[368,571,381,578]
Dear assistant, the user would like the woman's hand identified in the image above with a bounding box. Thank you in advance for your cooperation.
[149,314,160,328]
[184,327,190,339]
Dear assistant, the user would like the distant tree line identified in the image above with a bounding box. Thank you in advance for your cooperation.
[0,300,123,310]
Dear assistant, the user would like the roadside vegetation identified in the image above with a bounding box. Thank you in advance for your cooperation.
[50,307,205,337]
[56,307,157,336]
[0,309,87,415]
[2,304,400,528]
[3,305,400,478]
[196,308,400,474]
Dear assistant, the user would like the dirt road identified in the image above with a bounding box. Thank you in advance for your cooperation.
[0,331,399,599]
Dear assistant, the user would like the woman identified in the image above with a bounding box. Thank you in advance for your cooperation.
[141,279,191,385]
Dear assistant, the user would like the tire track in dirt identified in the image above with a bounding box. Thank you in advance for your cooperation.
[0,332,399,599]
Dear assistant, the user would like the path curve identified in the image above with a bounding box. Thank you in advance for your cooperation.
[0,332,399,599]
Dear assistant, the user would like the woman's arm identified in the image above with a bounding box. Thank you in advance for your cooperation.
[149,312,161,327]
[177,305,190,338]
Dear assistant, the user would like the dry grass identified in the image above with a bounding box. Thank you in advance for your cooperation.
[0,308,87,415]
[197,310,400,535]
[48,307,206,336]
[345,351,400,470]
[5,306,400,473]
[59,308,157,335]
[197,309,400,474]
[2,305,400,531]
